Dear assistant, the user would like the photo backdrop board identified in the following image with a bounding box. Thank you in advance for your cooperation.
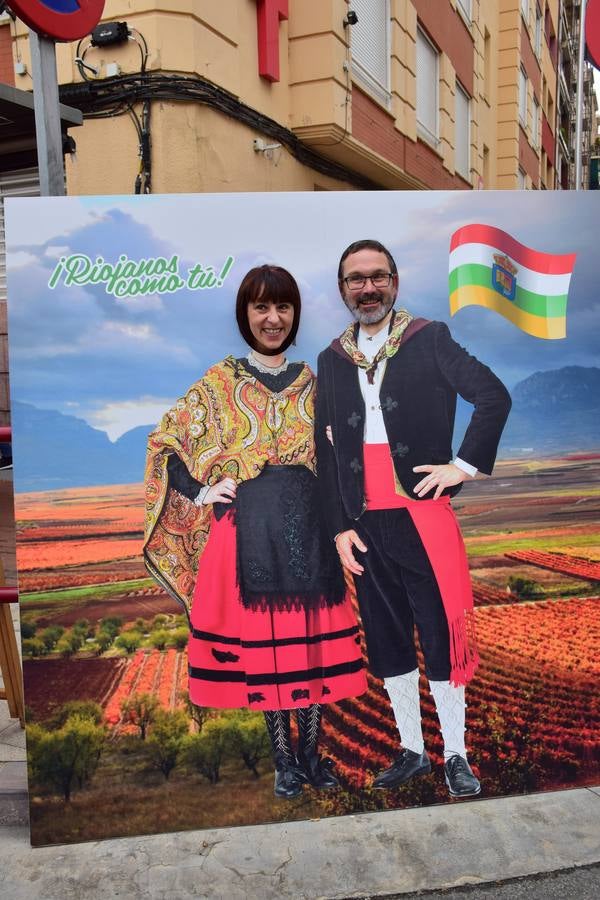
[5,191,599,846]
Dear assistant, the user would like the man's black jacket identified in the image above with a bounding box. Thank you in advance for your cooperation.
[314,318,512,540]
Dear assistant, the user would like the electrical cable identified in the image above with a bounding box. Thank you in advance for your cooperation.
[59,72,380,190]
[129,28,149,73]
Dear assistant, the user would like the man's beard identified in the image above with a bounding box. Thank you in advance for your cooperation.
[344,291,394,325]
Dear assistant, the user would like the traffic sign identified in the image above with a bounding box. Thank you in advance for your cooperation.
[8,0,105,42]
[587,0,600,69]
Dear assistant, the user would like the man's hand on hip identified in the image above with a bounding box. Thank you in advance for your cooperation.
[335,530,367,575]
[412,463,467,500]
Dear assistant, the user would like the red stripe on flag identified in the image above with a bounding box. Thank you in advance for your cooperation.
[450,224,576,275]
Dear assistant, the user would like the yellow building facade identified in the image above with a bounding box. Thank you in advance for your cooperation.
[4,1,560,195]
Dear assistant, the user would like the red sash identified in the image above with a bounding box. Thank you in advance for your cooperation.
[363,443,478,685]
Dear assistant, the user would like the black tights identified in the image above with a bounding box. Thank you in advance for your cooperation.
[263,704,322,764]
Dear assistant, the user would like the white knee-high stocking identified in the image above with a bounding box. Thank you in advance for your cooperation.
[429,679,467,760]
[383,668,425,754]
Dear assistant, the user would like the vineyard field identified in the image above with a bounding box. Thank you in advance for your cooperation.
[16,456,600,840]
[505,550,600,582]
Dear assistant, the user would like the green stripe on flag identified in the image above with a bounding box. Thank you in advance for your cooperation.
[449,264,567,318]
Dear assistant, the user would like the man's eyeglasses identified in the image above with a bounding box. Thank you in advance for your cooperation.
[342,272,394,291]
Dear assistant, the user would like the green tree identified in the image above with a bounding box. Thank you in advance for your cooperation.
[121,692,159,740]
[21,621,37,640]
[182,719,230,784]
[27,715,105,802]
[94,631,115,654]
[145,710,188,780]
[46,700,104,730]
[99,616,123,638]
[56,631,84,657]
[72,619,95,640]
[149,628,171,651]
[22,637,46,657]
[114,630,142,654]
[181,691,210,732]
[223,710,271,778]
[507,576,542,599]
[152,614,169,628]
[40,625,65,651]
[168,627,189,650]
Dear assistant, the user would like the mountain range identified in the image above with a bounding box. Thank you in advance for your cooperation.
[11,366,600,491]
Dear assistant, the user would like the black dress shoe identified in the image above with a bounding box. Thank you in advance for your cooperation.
[372,748,431,789]
[298,751,340,790]
[274,759,306,799]
[444,754,481,798]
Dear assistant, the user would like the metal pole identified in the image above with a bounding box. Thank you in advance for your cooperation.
[575,0,588,190]
[29,31,65,197]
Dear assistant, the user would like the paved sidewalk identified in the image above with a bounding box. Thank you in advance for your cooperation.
[0,785,599,899]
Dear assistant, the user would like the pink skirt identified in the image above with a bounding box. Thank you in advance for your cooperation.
[188,512,367,710]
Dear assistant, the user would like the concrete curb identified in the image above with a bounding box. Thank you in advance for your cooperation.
[1,786,599,899]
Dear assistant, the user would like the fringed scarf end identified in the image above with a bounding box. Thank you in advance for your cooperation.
[448,610,479,687]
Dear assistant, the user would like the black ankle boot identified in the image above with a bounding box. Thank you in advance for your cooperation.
[296,704,340,790]
[264,711,306,799]
[273,756,306,799]
[297,749,340,789]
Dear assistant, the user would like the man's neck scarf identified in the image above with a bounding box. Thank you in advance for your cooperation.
[339,308,413,383]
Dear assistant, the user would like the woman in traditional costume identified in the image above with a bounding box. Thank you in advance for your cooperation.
[144,265,366,798]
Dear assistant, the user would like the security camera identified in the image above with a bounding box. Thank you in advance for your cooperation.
[344,10,358,27]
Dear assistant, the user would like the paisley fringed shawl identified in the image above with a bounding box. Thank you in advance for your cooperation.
[143,356,316,615]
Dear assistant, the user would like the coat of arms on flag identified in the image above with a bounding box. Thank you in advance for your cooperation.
[491,254,517,302]
[449,224,576,339]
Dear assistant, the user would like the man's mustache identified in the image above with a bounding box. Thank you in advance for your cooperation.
[356,292,385,305]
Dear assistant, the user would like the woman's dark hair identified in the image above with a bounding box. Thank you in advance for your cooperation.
[337,239,398,281]
[235,265,301,355]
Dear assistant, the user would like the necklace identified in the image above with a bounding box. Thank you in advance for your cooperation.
[247,350,289,376]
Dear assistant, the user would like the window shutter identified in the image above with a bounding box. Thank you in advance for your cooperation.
[455,84,470,178]
[416,29,438,144]
[350,0,391,107]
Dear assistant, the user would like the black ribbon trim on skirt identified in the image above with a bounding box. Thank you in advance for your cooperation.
[188,657,364,685]
[234,465,346,612]
[191,624,359,648]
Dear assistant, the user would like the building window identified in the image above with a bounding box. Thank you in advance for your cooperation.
[518,168,526,189]
[416,28,439,146]
[457,0,472,23]
[519,67,528,126]
[533,97,541,149]
[521,0,529,23]
[455,82,470,178]
[535,5,542,56]
[350,0,391,108]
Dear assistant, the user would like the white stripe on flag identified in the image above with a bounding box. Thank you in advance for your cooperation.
[449,243,572,296]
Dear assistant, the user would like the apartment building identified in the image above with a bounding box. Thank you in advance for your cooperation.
[0,0,562,196]
[556,0,598,189]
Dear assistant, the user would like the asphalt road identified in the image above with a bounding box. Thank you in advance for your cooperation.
[363,861,600,900]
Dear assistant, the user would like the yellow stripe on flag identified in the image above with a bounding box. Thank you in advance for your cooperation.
[449,285,566,339]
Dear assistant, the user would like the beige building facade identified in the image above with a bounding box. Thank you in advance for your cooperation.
[2,0,561,195]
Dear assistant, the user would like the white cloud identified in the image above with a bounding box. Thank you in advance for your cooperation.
[7,251,37,269]
[45,245,70,259]
[113,293,165,313]
[4,198,99,247]
[103,321,155,341]
[88,396,177,440]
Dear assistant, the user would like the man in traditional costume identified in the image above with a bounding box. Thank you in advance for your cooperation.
[315,240,511,797]
[144,265,366,799]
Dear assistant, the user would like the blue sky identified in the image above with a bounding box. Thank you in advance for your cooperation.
[5,190,598,439]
